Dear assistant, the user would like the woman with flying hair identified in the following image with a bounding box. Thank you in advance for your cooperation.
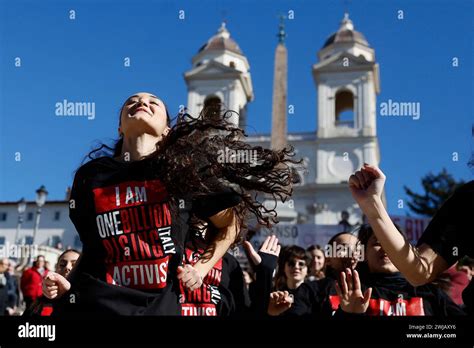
[49,92,299,316]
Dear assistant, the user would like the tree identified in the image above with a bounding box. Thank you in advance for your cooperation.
[404,168,465,217]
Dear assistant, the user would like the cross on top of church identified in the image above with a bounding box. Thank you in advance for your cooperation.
[277,14,287,44]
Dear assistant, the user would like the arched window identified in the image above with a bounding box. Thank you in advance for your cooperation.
[203,96,222,121]
[335,90,354,127]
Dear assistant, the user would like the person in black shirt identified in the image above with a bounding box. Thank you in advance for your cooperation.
[179,220,248,317]
[268,232,360,317]
[0,259,9,316]
[274,245,311,293]
[180,228,280,317]
[348,164,473,314]
[243,235,280,315]
[49,92,299,316]
[334,224,465,316]
[5,261,19,316]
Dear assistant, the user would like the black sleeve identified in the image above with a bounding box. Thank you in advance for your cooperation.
[462,280,473,315]
[0,283,7,315]
[22,298,42,317]
[226,255,251,315]
[6,275,18,309]
[435,287,466,316]
[191,189,242,220]
[249,252,278,316]
[69,165,94,246]
[285,282,318,317]
[417,181,474,266]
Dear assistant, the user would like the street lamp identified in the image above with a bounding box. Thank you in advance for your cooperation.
[14,198,27,245]
[32,185,48,246]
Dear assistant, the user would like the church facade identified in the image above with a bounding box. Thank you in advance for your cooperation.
[183,14,383,232]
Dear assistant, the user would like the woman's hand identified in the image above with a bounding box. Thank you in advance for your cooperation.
[42,272,71,299]
[268,291,294,316]
[348,163,386,214]
[243,235,281,266]
[190,207,239,284]
[177,264,203,291]
[335,268,372,314]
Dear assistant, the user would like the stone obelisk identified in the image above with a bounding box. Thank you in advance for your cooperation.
[271,16,288,151]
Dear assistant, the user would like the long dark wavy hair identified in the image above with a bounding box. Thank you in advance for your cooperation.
[84,99,303,260]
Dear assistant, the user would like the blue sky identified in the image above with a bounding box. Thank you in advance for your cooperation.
[0,0,472,216]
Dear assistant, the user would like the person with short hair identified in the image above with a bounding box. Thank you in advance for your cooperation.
[274,245,310,293]
[268,232,360,317]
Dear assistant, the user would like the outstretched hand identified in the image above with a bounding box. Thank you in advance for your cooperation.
[268,291,294,316]
[335,268,372,314]
[243,235,281,266]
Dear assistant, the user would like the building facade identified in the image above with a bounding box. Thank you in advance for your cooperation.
[0,14,384,251]
[0,200,80,250]
[184,14,383,229]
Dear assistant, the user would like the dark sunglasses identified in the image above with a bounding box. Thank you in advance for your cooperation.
[287,260,307,268]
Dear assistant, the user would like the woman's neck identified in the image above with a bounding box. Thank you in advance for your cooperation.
[120,133,160,162]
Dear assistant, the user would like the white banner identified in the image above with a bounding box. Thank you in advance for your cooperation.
[250,224,344,249]
[249,215,432,249]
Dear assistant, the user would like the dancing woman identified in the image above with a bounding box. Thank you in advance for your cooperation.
[51,92,299,316]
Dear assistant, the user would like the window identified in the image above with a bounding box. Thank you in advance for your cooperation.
[27,212,34,221]
[203,96,222,121]
[335,90,355,127]
[54,211,61,221]
[49,235,62,248]
[0,212,7,221]
[0,237,5,245]
[24,236,33,245]
[229,61,236,68]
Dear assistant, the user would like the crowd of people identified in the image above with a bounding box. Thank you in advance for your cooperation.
[2,218,472,317]
[1,92,472,318]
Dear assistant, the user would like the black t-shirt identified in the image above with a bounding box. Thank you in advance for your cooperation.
[179,239,277,317]
[287,277,336,317]
[61,156,241,316]
[180,242,249,316]
[416,181,474,315]
[353,272,465,316]
[417,180,474,265]
[290,271,465,317]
